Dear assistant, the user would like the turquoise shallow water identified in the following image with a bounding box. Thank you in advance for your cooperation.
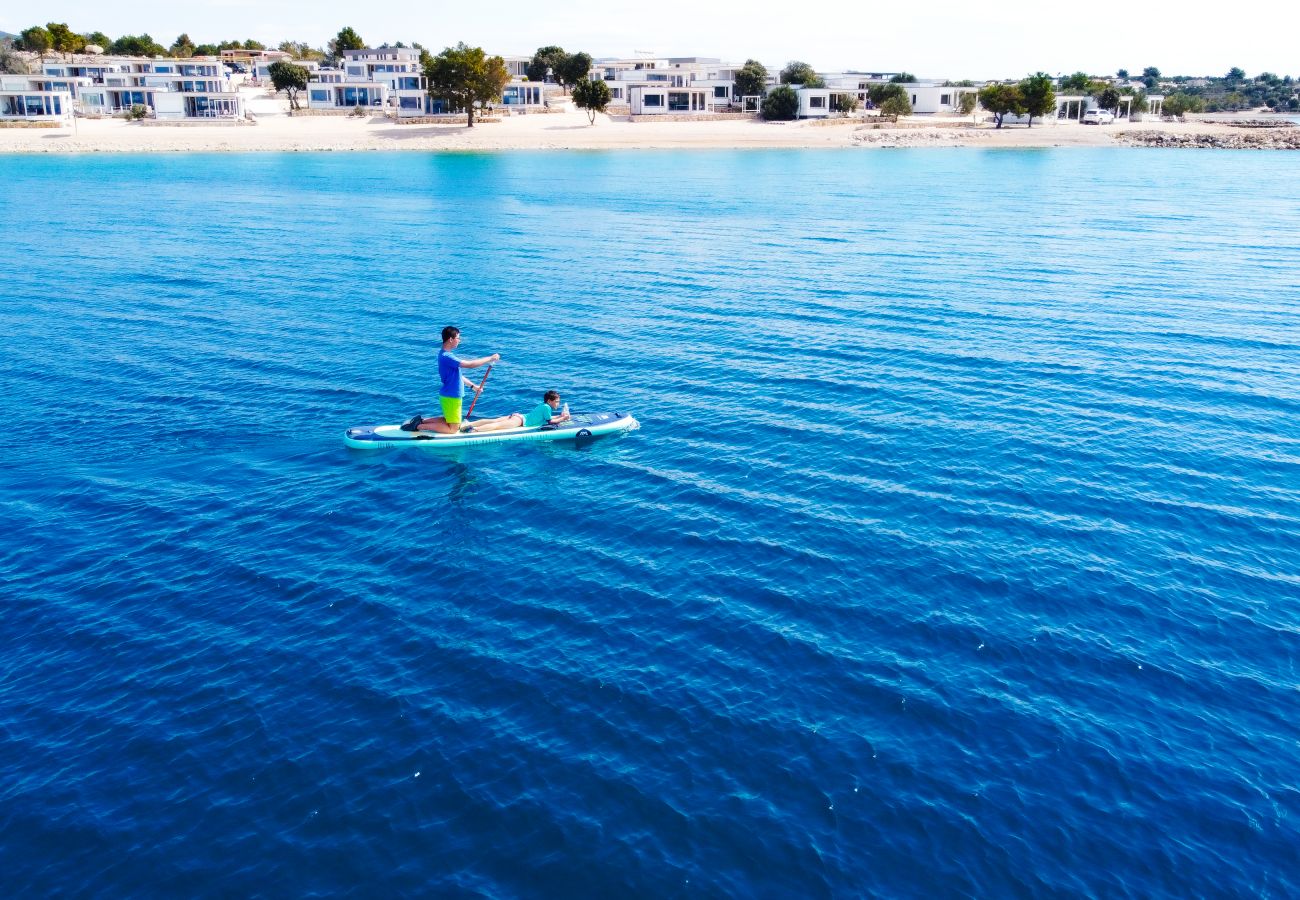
[1,149,1298,896]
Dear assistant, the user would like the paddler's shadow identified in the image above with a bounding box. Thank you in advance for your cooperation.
[445,460,477,504]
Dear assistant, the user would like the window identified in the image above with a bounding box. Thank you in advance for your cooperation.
[810,96,825,108]
[310,90,329,102]
[668,92,689,111]
[714,86,727,98]
[642,94,662,107]
[399,96,420,109]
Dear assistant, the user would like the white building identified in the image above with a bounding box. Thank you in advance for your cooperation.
[502,56,531,79]
[794,86,833,118]
[597,56,751,113]
[307,47,432,117]
[628,84,711,114]
[896,83,980,114]
[41,56,243,119]
[500,81,545,109]
[0,74,74,123]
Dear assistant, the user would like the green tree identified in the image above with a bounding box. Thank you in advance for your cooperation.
[46,23,85,58]
[170,33,196,58]
[880,92,912,117]
[193,44,220,57]
[734,59,768,99]
[1116,68,1129,79]
[833,93,859,113]
[1129,89,1149,119]
[888,72,917,83]
[761,84,799,119]
[242,39,266,51]
[1095,85,1121,112]
[1226,67,1245,81]
[268,60,310,110]
[958,92,978,115]
[18,26,52,55]
[329,26,365,59]
[1017,71,1055,127]
[82,31,112,51]
[780,61,823,87]
[110,34,167,56]
[572,77,611,123]
[279,40,325,60]
[425,42,509,127]
[527,46,566,83]
[978,83,1024,127]
[554,51,592,94]
[1162,92,1203,118]
[1060,71,1091,92]
[868,82,906,106]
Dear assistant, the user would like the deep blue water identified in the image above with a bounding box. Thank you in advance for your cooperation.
[2,149,1298,897]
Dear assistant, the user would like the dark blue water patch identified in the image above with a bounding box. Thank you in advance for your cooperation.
[1,149,1298,897]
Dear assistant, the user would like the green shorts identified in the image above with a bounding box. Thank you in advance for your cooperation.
[440,396,463,425]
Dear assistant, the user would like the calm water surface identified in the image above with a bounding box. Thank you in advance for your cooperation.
[1,149,1298,896]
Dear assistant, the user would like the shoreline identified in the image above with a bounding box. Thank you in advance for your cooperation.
[2,93,1295,154]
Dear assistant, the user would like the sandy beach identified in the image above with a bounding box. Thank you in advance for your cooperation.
[0,86,1287,153]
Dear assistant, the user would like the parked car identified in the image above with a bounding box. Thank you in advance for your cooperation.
[1083,109,1116,124]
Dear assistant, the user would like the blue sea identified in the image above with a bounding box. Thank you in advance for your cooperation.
[2,149,1298,897]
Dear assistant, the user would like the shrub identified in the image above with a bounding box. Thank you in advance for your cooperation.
[126,104,148,121]
[761,85,799,120]
[881,94,912,117]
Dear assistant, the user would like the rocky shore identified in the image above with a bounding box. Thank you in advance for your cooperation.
[1117,128,1300,149]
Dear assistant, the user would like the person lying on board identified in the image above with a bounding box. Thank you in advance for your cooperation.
[404,390,572,435]
[459,390,573,434]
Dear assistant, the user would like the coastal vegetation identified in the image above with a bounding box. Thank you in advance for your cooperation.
[525,46,594,94]
[572,77,611,123]
[1161,69,1298,111]
[869,84,912,116]
[329,27,365,59]
[1019,73,1057,127]
[978,83,1022,128]
[761,85,799,120]
[780,61,824,88]
[977,73,1055,127]
[734,60,768,99]
[0,38,26,73]
[423,43,509,127]
[268,61,310,111]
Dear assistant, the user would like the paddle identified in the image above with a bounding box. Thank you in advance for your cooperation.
[464,363,493,421]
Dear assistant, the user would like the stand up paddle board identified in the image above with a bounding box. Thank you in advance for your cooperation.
[344,411,639,450]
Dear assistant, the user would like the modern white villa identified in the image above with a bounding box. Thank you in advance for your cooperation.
[35,56,243,119]
[0,74,74,122]
[593,56,767,115]
[306,47,433,117]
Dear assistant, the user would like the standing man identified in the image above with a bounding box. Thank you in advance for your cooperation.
[407,326,499,433]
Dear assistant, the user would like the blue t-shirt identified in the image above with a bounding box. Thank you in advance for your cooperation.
[438,349,463,398]
[523,402,556,428]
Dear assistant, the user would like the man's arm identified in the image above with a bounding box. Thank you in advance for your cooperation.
[459,353,500,370]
